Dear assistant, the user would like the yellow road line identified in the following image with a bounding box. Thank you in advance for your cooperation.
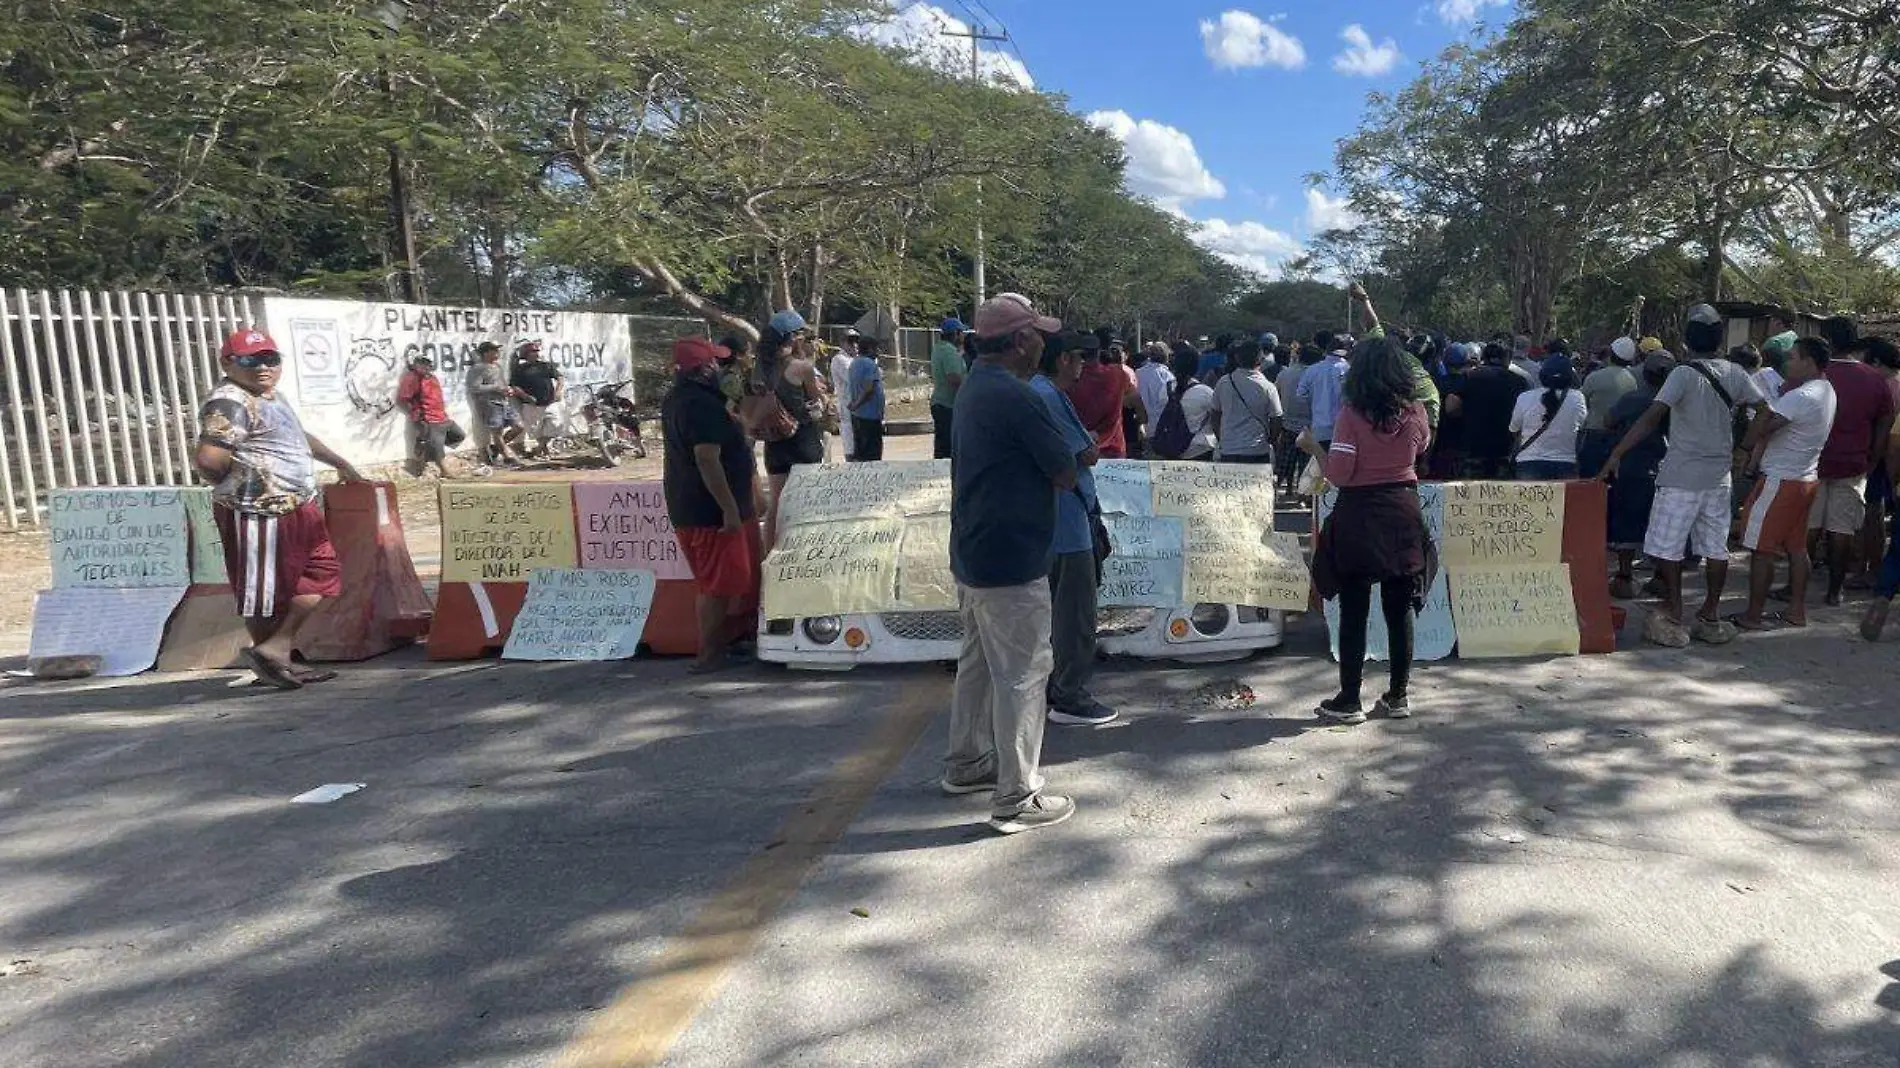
[555,675,946,1068]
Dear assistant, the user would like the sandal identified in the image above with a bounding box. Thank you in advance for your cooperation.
[241,647,304,691]
[1726,612,1778,632]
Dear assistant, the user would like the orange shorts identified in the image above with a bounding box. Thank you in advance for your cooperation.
[1739,477,1818,555]
[675,522,763,600]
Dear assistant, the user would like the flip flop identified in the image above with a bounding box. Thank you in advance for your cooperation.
[1725,612,1780,632]
[241,647,304,691]
[288,664,339,684]
[1773,611,1808,629]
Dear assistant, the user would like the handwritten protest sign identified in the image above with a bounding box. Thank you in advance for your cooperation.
[179,488,229,585]
[762,518,903,617]
[440,484,578,582]
[49,489,188,588]
[775,461,950,531]
[1450,564,1579,657]
[1186,519,1310,610]
[1318,484,1456,661]
[892,516,957,611]
[1151,462,1275,522]
[1100,515,1185,607]
[573,482,691,579]
[1442,482,1565,567]
[29,585,187,676]
[502,568,657,661]
[1093,461,1155,517]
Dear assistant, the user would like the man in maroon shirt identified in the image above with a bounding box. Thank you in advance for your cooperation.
[396,355,458,479]
[1065,335,1129,458]
[1810,336,1897,604]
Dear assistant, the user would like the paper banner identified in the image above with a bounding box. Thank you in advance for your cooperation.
[1450,564,1580,658]
[29,585,187,676]
[179,489,229,585]
[1186,519,1309,610]
[573,482,691,579]
[1099,515,1185,607]
[502,568,657,661]
[892,515,957,611]
[775,461,951,531]
[440,484,578,582]
[49,488,189,588]
[761,518,904,617]
[1317,483,1457,662]
[1151,461,1275,524]
[1093,461,1155,518]
[1441,481,1565,567]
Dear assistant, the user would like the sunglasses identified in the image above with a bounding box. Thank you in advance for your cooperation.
[232,352,283,369]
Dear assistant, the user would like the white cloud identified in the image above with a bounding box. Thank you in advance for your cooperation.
[1199,10,1306,71]
[1192,218,1304,277]
[857,3,1033,90]
[1305,188,1362,232]
[1086,109,1227,212]
[1435,0,1510,25]
[1333,24,1400,76]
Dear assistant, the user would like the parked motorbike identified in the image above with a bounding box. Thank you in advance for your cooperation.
[581,380,647,465]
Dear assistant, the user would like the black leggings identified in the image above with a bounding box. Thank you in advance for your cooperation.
[1335,578,1415,705]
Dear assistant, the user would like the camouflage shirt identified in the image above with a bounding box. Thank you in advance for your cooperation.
[198,380,317,515]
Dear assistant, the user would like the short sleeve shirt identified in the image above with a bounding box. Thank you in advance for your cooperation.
[1029,374,1098,555]
[1581,366,1637,431]
[847,355,885,421]
[661,375,755,529]
[1759,377,1837,481]
[1212,369,1281,457]
[198,381,318,516]
[1508,388,1588,466]
[951,362,1078,588]
[929,341,963,409]
[1654,359,1765,490]
[1817,360,1898,479]
[511,360,563,406]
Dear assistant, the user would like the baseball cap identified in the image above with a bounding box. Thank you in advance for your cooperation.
[1685,302,1724,353]
[220,329,278,359]
[769,309,807,335]
[1687,303,1721,326]
[1611,336,1637,363]
[973,292,1061,340]
[674,336,724,372]
[1259,332,1278,348]
[477,340,500,354]
[1076,332,1101,352]
[940,317,966,334]
[1638,336,1664,354]
[1641,351,1675,378]
[844,327,860,338]
[1443,342,1470,367]
[1761,329,1798,356]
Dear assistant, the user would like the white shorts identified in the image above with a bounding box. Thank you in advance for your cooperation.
[1645,486,1731,562]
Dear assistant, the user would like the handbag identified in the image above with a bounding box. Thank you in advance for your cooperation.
[1076,488,1113,586]
[443,420,466,449]
[740,366,799,443]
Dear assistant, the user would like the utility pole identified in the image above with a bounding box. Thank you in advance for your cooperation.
[941,23,1007,314]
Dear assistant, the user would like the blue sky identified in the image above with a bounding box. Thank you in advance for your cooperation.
[866,1,1512,275]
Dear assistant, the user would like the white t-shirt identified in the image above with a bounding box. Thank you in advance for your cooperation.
[1136,361,1176,435]
[1508,387,1588,465]
[1752,367,1785,402]
[1180,382,1218,459]
[1213,369,1282,457]
[1758,377,1837,481]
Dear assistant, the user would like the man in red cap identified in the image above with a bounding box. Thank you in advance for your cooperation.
[662,335,765,672]
[942,292,1081,835]
[194,328,365,689]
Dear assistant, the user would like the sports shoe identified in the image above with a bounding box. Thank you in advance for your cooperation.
[1643,612,1691,649]
[1315,697,1366,725]
[1690,616,1737,645]
[940,770,997,796]
[988,793,1076,835]
[1048,700,1118,727]
[1375,694,1412,719]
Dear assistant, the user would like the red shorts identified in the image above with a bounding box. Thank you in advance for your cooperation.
[214,500,342,618]
[676,522,763,600]
[1739,477,1818,555]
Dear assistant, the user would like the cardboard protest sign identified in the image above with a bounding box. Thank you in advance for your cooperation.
[1150,461,1275,521]
[1092,461,1155,518]
[1441,481,1565,567]
[761,518,903,618]
[49,489,189,588]
[1184,519,1311,611]
[1099,515,1185,608]
[502,568,657,661]
[29,585,187,676]
[892,515,957,611]
[1450,564,1580,658]
[573,482,691,579]
[440,484,578,582]
[179,488,230,585]
[774,461,950,531]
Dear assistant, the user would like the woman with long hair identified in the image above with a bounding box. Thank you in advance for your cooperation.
[1167,342,1218,459]
[1301,335,1434,723]
[1510,354,1588,480]
[752,311,827,547]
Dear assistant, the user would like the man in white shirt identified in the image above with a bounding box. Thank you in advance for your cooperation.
[830,330,859,460]
[1134,343,1176,437]
[1735,337,1837,630]
[1211,340,1282,462]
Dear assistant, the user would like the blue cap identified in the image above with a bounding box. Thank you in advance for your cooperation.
[940,317,966,333]
[1539,353,1576,389]
[1443,342,1470,367]
[769,310,806,334]
[1258,332,1278,347]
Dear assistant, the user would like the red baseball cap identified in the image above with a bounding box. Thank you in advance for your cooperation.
[674,336,724,372]
[220,329,278,359]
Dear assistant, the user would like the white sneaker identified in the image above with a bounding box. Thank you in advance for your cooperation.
[988,793,1076,835]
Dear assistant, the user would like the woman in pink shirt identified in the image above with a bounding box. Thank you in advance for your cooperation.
[1301,336,1436,724]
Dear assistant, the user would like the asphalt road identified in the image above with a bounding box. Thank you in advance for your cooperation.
[3,608,1899,1067]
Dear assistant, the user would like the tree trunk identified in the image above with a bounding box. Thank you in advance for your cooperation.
[805,241,828,326]
[1701,216,1728,302]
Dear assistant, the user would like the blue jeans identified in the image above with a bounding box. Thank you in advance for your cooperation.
[1516,460,1579,481]
[1877,512,1900,600]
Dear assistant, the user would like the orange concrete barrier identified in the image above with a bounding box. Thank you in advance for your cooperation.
[301,482,433,662]
[1562,480,1617,654]
[427,580,528,660]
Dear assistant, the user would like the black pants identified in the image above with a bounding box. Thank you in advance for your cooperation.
[851,417,885,461]
[1335,578,1415,705]
[930,403,953,459]
[1046,549,1098,712]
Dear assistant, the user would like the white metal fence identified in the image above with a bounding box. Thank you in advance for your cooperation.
[0,289,261,530]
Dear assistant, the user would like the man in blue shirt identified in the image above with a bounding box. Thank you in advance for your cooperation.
[846,335,887,461]
[1297,329,1351,446]
[1029,335,1116,729]
[945,293,1080,835]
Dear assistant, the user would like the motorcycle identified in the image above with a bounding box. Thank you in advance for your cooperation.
[581,380,647,466]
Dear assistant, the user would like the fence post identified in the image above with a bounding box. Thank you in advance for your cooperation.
[155,294,195,478]
[44,289,97,486]
[15,289,62,495]
[112,290,159,485]
[133,292,180,484]
[66,289,109,485]
[0,298,25,529]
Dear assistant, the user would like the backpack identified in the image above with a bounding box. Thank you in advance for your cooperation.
[1151,385,1196,459]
